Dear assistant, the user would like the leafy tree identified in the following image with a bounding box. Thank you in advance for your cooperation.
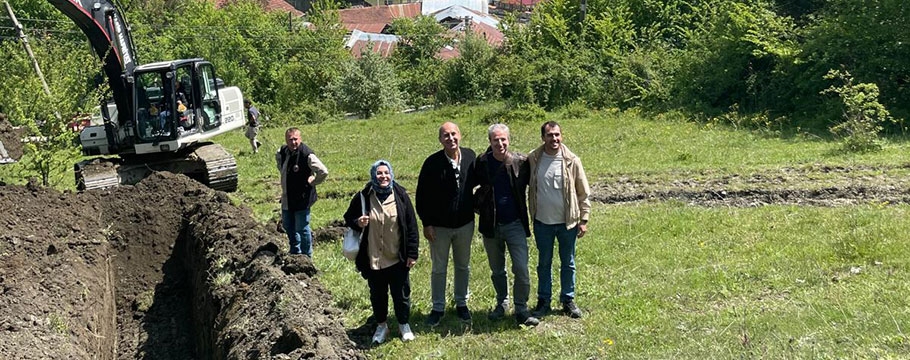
[328,50,403,118]
[440,32,499,104]
[0,37,99,187]
[390,16,449,65]
[822,69,894,152]
[390,16,449,107]
[799,0,910,121]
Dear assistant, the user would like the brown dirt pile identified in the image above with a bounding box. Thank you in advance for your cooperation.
[0,118,25,162]
[0,173,363,359]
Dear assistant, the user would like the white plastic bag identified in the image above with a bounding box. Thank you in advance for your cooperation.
[342,193,366,261]
[342,227,361,261]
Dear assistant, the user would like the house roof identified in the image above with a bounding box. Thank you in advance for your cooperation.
[344,30,400,57]
[214,0,304,16]
[496,0,543,6]
[422,0,488,15]
[431,5,499,28]
[338,3,422,33]
[263,0,304,15]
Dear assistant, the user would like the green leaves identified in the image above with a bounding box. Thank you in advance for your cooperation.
[822,69,894,152]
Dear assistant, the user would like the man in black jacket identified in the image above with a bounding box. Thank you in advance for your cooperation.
[416,122,477,326]
[276,127,329,256]
[474,123,539,327]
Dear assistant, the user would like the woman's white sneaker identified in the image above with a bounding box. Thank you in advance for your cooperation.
[372,323,389,344]
[400,323,415,342]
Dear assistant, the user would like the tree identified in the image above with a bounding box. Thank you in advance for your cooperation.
[328,50,403,118]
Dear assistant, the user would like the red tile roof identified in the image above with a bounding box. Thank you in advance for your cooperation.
[350,39,398,57]
[497,0,543,6]
[214,0,304,16]
[338,3,422,33]
[470,21,503,47]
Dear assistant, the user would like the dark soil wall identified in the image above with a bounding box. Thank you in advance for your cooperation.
[0,173,362,359]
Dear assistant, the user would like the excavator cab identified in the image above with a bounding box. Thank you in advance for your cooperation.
[50,0,245,191]
[123,59,244,156]
[133,60,219,142]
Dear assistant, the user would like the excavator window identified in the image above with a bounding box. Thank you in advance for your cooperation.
[198,64,221,131]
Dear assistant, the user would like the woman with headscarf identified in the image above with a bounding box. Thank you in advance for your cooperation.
[343,160,420,344]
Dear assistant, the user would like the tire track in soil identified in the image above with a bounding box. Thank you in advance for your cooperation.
[590,164,910,207]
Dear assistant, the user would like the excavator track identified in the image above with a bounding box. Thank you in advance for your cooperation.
[191,144,238,192]
[75,143,238,192]
[75,159,122,191]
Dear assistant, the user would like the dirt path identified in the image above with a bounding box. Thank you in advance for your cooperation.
[592,163,910,207]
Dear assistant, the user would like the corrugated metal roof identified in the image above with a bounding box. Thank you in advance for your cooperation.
[496,0,542,6]
[339,3,422,33]
[214,0,303,16]
[345,29,400,57]
[422,0,488,15]
[431,5,499,28]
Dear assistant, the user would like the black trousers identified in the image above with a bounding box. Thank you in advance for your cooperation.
[367,261,411,324]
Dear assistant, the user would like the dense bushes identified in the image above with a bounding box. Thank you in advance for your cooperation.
[2,0,909,146]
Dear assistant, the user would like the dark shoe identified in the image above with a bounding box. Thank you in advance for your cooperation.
[562,301,582,319]
[488,303,509,320]
[516,310,540,326]
[532,300,551,318]
[456,306,472,323]
[425,310,444,327]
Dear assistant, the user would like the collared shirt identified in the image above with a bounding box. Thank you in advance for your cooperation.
[446,148,461,187]
[368,191,401,270]
[535,149,566,224]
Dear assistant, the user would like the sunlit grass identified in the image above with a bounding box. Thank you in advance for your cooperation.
[209,104,910,358]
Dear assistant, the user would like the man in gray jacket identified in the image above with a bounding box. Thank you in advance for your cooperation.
[529,121,591,319]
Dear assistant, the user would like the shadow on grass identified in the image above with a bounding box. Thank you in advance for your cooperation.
[346,307,537,349]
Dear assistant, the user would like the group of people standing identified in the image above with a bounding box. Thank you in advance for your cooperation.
[272,119,591,345]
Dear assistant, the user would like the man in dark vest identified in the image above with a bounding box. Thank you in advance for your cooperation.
[276,127,329,256]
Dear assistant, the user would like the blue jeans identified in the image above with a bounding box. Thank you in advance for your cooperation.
[482,220,531,311]
[282,209,312,256]
[534,220,578,303]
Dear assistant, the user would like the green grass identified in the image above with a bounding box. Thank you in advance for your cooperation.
[8,104,910,358]
[210,104,910,358]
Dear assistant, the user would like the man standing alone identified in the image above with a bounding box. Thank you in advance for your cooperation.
[475,123,539,327]
[245,99,261,154]
[529,121,591,319]
[277,127,329,256]
[416,122,477,326]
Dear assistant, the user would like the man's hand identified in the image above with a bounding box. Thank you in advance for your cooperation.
[423,225,436,243]
[406,258,417,268]
[577,222,588,238]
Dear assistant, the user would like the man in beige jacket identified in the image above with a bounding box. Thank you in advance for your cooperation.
[528,121,591,319]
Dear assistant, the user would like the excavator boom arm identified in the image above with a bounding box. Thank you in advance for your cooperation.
[47,0,137,125]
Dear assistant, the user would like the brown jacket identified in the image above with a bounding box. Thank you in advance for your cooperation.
[528,144,591,230]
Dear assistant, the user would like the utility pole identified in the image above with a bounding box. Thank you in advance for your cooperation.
[4,1,53,98]
[579,0,587,24]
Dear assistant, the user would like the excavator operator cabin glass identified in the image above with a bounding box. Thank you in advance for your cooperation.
[198,64,221,130]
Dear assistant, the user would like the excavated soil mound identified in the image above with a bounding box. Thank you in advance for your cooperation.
[0,173,362,359]
[0,119,25,162]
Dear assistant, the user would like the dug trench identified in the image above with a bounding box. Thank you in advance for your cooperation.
[0,172,362,359]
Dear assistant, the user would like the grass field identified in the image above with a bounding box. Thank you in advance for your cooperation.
[6,104,908,358]
[209,104,910,359]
